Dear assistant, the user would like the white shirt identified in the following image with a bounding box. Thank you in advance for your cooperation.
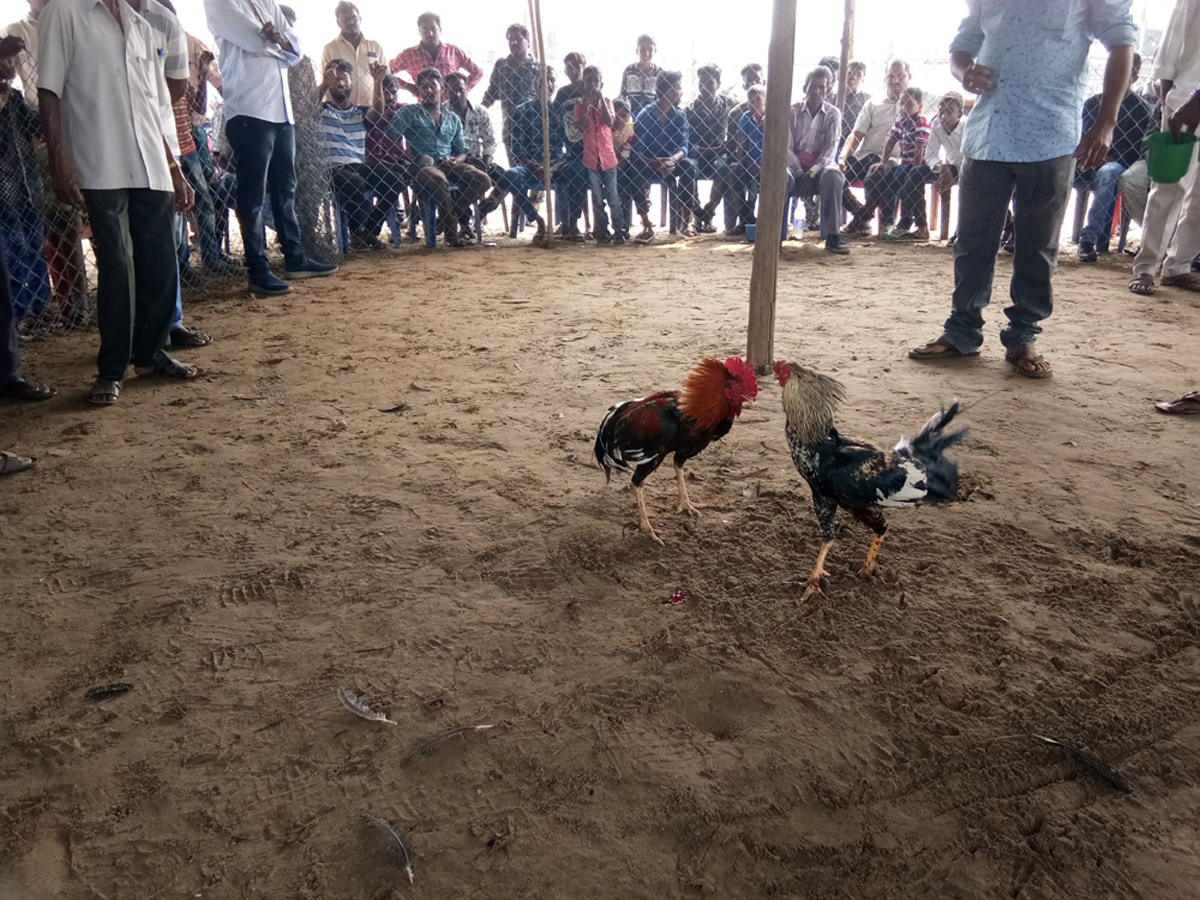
[1154,0,1200,114]
[851,96,902,161]
[203,0,300,124]
[927,116,965,170]
[138,0,189,157]
[38,0,174,192]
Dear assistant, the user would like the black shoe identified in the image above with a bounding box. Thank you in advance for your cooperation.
[611,232,626,245]
[1078,241,1097,263]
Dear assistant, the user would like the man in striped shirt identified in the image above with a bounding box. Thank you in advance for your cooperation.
[389,12,482,97]
[320,58,404,250]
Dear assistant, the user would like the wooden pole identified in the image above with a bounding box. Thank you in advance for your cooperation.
[529,0,554,245]
[836,0,855,114]
[745,0,797,369]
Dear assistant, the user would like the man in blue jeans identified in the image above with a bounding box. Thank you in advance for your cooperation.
[497,66,567,242]
[908,0,1135,379]
[205,0,336,295]
[1076,52,1154,262]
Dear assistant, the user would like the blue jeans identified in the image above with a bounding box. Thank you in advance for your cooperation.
[179,149,224,267]
[225,116,305,277]
[587,166,624,235]
[0,235,19,384]
[1078,160,1126,247]
[501,166,546,223]
[0,206,49,318]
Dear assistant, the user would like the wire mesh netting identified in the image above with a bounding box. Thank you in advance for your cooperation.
[0,0,1179,348]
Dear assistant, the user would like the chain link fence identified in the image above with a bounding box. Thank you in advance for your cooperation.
[0,0,1176,348]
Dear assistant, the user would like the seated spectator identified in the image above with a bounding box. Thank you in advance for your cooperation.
[320,58,405,250]
[481,23,540,162]
[1117,158,1149,230]
[389,11,482,97]
[729,85,765,232]
[322,2,385,107]
[574,65,625,244]
[1076,52,1153,262]
[444,70,505,224]
[620,35,661,117]
[786,66,849,254]
[887,91,965,242]
[384,67,490,247]
[0,35,49,321]
[725,63,765,233]
[500,66,568,241]
[839,58,908,234]
[687,64,736,233]
[366,69,413,192]
[628,70,698,242]
[877,86,931,241]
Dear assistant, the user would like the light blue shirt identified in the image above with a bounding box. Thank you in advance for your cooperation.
[951,0,1136,163]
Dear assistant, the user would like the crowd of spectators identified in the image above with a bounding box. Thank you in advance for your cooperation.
[3,0,1200,456]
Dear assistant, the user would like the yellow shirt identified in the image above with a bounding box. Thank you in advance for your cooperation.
[612,121,634,162]
[321,34,386,108]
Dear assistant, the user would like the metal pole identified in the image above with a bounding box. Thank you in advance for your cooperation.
[745,0,797,369]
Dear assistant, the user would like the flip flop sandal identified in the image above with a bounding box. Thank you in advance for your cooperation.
[1,377,57,401]
[0,450,37,475]
[908,338,980,360]
[1155,392,1200,414]
[1160,272,1200,291]
[88,379,121,406]
[634,229,654,244]
[170,326,213,348]
[1129,274,1156,296]
[133,358,201,380]
[1005,353,1053,379]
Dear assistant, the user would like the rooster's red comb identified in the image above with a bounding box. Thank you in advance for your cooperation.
[772,360,791,387]
[723,357,758,395]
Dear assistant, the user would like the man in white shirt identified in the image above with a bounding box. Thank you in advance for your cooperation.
[321,1,384,108]
[838,59,907,234]
[38,0,199,405]
[1130,0,1200,295]
[204,0,336,296]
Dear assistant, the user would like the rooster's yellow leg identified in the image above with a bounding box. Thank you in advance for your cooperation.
[633,484,665,545]
[674,464,701,516]
[801,541,834,601]
[860,534,886,575]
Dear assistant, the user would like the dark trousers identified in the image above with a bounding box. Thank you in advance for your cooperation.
[409,159,490,234]
[83,189,177,382]
[843,153,880,219]
[889,163,932,229]
[225,115,305,276]
[0,233,18,385]
[787,167,847,238]
[331,162,408,237]
[178,149,223,267]
[626,157,699,229]
[943,155,1073,353]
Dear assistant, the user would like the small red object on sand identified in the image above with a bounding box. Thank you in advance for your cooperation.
[664,589,687,605]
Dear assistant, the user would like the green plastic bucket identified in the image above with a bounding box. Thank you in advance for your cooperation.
[1147,131,1198,184]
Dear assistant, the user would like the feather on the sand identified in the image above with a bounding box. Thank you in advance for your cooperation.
[402,724,494,764]
[364,815,415,883]
[337,688,397,725]
[1037,735,1131,793]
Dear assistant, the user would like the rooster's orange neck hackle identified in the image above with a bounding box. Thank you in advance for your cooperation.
[678,357,757,429]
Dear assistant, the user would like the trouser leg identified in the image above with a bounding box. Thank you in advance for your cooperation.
[83,190,137,382]
[942,158,1016,353]
[0,236,18,383]
[818,168,846,238]
[587,168,610,233]
[899,164,931,228]
[866,161,896,227]
[265,123,305,266]
[446,163,492,222]
[0,208,48,318]
[171,213,185,330]
[226,116,275,277]
[332,164,372,233]
[1161,153,1200,276]
[1000,155,1072,352]
[127,190,179,369]
[1117,159,1149,226]
[365,165,408,236]
[179,151,222,266]
[414,165,453,233]
[503,167,540,222]
[1080,160,1125,247]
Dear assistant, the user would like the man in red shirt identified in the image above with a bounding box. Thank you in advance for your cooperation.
[389,12,482,97]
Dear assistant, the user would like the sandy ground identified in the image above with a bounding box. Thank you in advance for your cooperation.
[2,232,1199,900]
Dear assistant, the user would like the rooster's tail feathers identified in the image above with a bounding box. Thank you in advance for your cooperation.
[903,401,968,503]
[594,401,632,480]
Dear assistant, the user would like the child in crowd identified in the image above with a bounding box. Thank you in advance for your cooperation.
[611,98,651,239]
[574,66,626,244]
[880,86,931,241]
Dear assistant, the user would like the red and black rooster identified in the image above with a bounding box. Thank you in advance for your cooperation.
[774,361,966,598]
[595,357,758,543]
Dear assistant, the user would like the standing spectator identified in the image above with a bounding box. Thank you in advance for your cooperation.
[730,83,766,230]
[321,2,385,108]
[724,63,765,235]
[786,66,849,254]
[384,67,490,247]
[629,70,698,241]
[204,0,337,296]
[0,232,54,409]
[187,31,222,128]
[0,35,49,321]
[1077,52,1153,262]
[1130,0,1200,295]
[555,51,588,239]
[575,65,624,244]
[841,61,869,144]
[877,86,931,241]
[620,35,662,118]
[320,58,404,251]
[39,0,201,405]
[687,64,736,233]
[1,0,46,108]
[389,12,482,97]
[839,59,909,234]
[909,0,1135,379]
[481,23,539,162]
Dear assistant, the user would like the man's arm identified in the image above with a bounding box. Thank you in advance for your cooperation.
[38,89,83,207]
[366,61,387,123]
[477,109,497,161]
[481,62,502,107]
[949,1,991,94]
[164,136,194,211]
[458,47,485,91]
[1076,44,1134,170]
[839,130,864,167]
[205,0,298,62]
[911,125,929,167]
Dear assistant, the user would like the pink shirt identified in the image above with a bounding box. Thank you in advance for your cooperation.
[573,98,618,171]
